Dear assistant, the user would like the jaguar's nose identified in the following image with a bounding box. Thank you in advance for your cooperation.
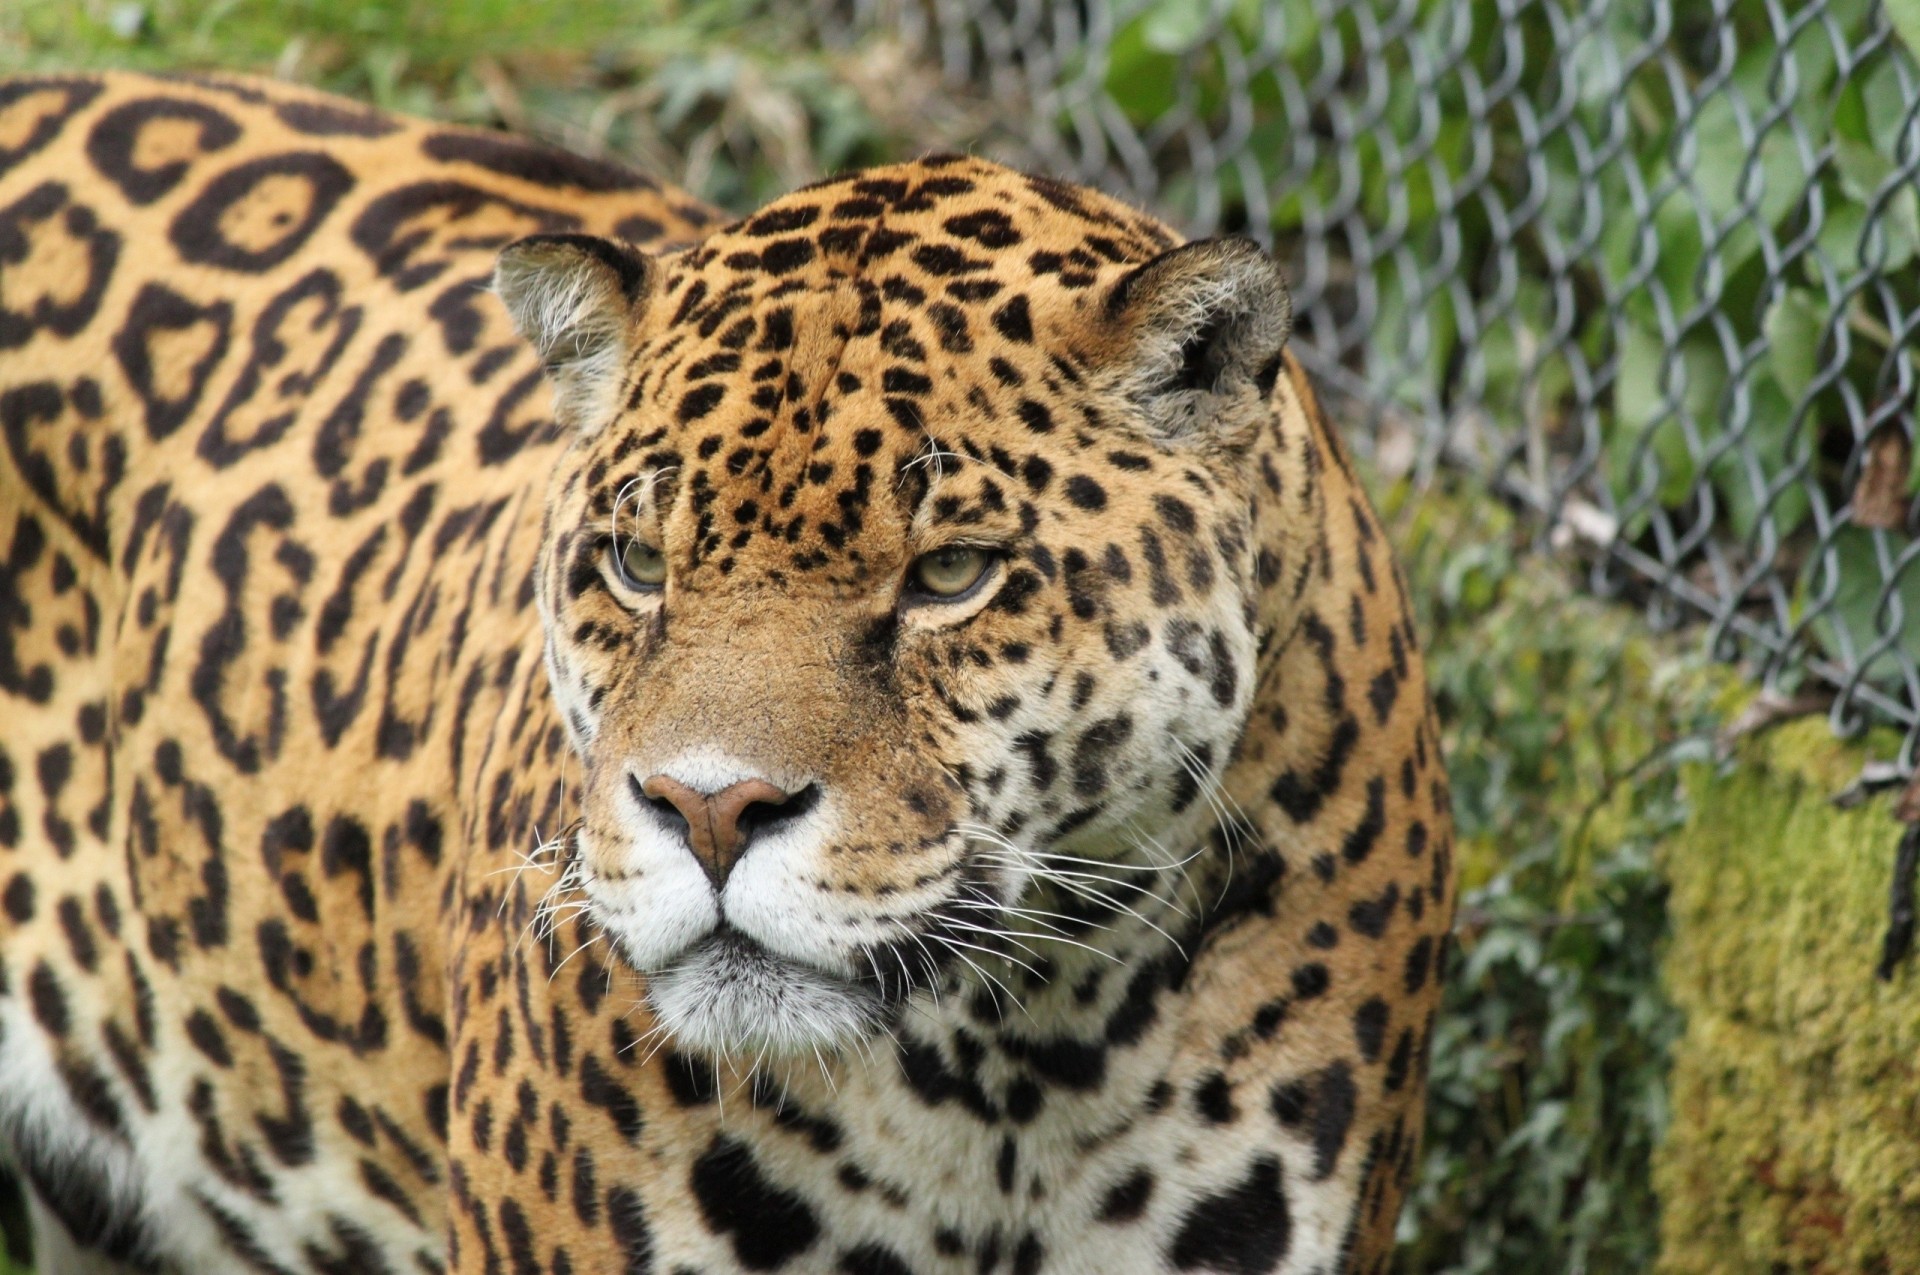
[634,773,819,888]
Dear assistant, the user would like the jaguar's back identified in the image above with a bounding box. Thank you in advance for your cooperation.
[0,71,715,1269]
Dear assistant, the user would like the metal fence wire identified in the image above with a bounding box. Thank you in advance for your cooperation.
[806,0,1920,769]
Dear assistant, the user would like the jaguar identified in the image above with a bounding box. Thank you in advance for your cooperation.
[0,70,1454,1275]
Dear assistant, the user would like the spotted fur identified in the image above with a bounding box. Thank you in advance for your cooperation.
[0,71,1453,1275]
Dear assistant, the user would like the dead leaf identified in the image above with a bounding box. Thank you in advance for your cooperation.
[1851,425,1913,530]
[1897,767,1920,825]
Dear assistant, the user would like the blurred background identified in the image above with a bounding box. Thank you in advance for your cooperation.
[3,1,1918,1270]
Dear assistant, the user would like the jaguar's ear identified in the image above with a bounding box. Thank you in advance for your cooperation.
[494,234,658,430]
[1103,237,1291,442]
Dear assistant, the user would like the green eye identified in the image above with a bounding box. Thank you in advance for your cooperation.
[614,539,667,589]
[910,546,993,599]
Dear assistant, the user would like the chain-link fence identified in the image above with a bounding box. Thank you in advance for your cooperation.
[806,0,1920,770]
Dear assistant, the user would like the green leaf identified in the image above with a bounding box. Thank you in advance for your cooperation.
[1709,369,1811,542]
[1609,325,1718,512]
[1833,139,1920,269]
[1885,0,1920,56]
[1102,18,1180,125]
[1860,57,1916,157]
[1139,0,1211,55]
[1706,90,1803,230]
[1805,526,1920,677]
[1235,0,1319,60]
[1762,288,1828,402]
[1564,22,1629,108]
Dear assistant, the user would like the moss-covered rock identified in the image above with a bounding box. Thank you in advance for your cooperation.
[1656,718,1920,1273]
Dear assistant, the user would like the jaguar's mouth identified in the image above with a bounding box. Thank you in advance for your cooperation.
[641,928,888,1058]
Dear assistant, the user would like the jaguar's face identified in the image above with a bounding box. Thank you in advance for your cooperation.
[501,160,1292,1059]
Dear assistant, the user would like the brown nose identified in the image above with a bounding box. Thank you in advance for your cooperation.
[637,774,802,888]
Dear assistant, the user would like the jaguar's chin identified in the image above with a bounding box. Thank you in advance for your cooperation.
[644,931,887,1059]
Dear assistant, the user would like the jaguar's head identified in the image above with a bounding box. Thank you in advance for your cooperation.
[495,157,1296,1059]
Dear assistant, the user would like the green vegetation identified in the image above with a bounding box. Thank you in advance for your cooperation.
[1391,476,1912,1273]
[1388,476,1718,1272]
[1094,0,1920,684]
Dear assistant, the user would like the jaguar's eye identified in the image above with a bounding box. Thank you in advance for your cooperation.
[613,539,667,589]
[909,546,993,600]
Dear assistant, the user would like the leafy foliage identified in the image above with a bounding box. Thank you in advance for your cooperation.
[1089,0,1920,687]
[1387,477,1726,1272]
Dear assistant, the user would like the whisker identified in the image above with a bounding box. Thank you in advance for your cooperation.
[926,937,1027,1022]
[958,825,1204,875]
[636,1021,682,1071]
[928,933,1042,982]
[934,917,1045,962]
[544,917,608,985]
[945,912,1122,963]
[968,854,1187,915]
[1173,739,1254,908]
[948,898,1100,937]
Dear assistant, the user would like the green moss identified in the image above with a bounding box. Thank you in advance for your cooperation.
[1656,718,1920,1273]
[1385,471,1918,1273]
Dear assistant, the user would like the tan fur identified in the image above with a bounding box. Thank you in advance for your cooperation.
[0,71,1451,1275]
